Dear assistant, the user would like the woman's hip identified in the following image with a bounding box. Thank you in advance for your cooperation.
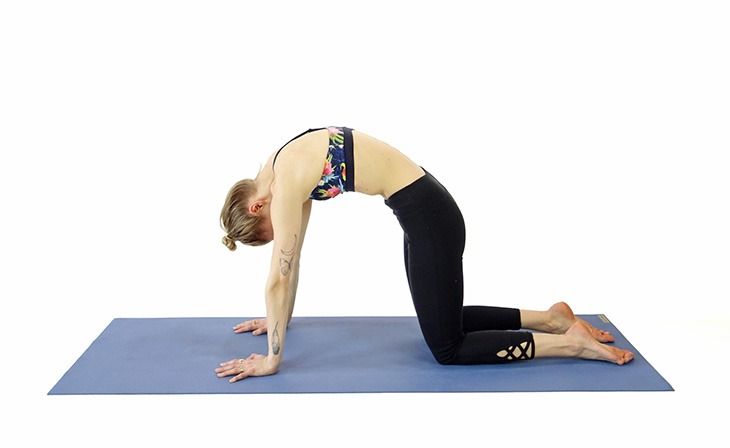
[386,167,465,251]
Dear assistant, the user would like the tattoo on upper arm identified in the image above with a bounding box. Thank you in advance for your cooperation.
[279,233,298,276]
[272,321,281,355]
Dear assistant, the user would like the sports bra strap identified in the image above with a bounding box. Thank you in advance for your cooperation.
[272,127,327,169]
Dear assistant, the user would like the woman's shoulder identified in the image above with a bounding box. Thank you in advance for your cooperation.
[273,128,328,165]
[270,130,329,198]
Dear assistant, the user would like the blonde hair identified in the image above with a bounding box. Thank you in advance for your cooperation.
[219,179,267,250]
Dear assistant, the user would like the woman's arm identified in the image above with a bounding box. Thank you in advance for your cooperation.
[215,191,305,382]
[217,146,321,382]
[287,199,312,328]
[262,165,318,371]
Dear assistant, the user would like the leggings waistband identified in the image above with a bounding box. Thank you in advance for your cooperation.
[384,167,450,211]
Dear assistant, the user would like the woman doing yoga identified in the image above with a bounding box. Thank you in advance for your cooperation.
[215,126,634,383]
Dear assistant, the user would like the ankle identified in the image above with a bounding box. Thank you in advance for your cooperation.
[532,333,582,358]
[543,310,563,334]
[569,335,585,357]
[520,309,569,333]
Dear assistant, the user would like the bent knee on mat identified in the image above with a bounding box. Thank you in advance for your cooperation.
[429,346,461,365]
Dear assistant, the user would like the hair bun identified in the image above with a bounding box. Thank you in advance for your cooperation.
[222,234,237,251]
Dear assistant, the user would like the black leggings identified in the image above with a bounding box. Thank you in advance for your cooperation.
[385,168,535,365]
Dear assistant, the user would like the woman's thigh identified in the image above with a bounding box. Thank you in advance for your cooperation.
[405,232,465,357]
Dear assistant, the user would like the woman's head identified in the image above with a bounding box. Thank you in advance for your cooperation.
[219,177,273,250]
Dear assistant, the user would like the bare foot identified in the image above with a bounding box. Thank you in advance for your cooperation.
[566,321,634,365]
[549,301,615,343]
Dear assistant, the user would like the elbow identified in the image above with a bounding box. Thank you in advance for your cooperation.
[266,264,297,300]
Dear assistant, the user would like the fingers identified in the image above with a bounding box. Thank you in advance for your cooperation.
[233,319,266,334]
[215,359,240,374]
[217,358,239,367]
[216,358,249,378]
[218,359,236,367]
[216,366,241,377]
[230,370,250,383]
[217,363,252,382]
[215,353,265,381]
[233,320,252,333]
[218,353,262,367]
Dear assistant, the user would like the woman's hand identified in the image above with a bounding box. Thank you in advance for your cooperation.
[215,353,278,383]
[233,318,267,335]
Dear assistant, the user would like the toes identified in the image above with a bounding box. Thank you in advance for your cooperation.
[590,328,607,341]
[599,331,615,343]
[618,351,634,365]
[588,325,615,343]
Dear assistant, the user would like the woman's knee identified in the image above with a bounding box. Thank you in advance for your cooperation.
[434,353,457,365]
[427,339,463,365]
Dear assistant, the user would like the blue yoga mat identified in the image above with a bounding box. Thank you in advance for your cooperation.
[48,315,672,394]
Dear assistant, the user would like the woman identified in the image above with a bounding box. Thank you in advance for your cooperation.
[215,126,634,383]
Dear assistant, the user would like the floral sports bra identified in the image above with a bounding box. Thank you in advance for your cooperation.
[272,126,356,200]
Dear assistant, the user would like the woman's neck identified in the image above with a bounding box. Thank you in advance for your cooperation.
[255,162,275,199]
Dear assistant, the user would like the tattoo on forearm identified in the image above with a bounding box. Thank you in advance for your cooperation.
[279,233,298,276]
[272,321,281,355]
[279,259,291,276]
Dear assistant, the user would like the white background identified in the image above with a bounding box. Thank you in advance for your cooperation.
[1,0,728,446]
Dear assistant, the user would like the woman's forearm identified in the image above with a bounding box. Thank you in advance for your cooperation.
[286,263,300,327]
[264,281,294,369]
